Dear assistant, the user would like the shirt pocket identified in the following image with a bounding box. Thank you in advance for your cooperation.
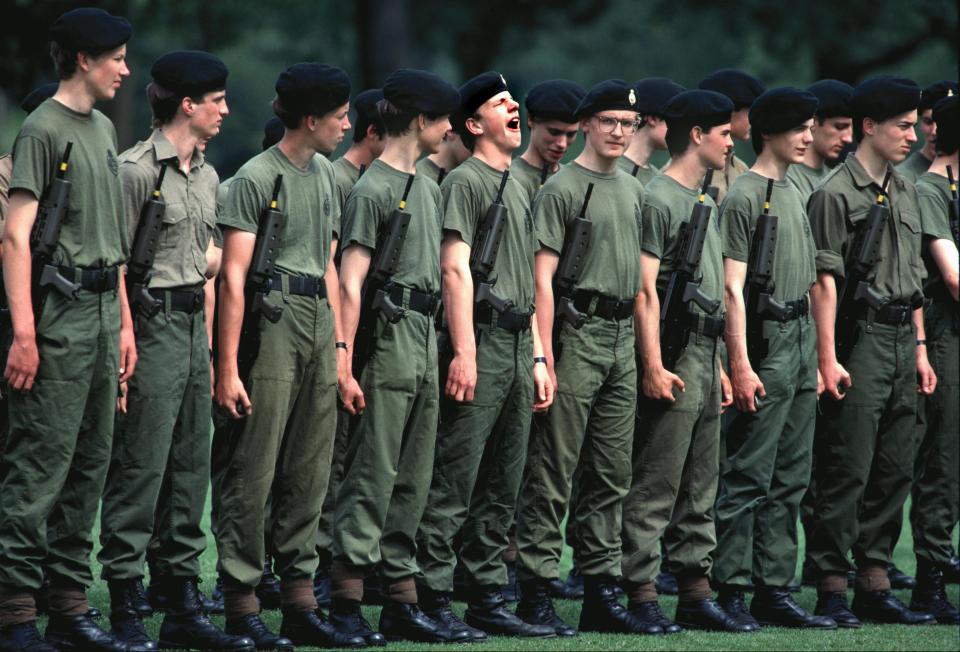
[157,201,204,284]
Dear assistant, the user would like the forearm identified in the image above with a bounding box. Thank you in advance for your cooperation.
[2,230,36,339]
[204,275,216,350]
[117,268,134,331]
[534,282,555,362]
[637,288,663,371]
[217,272,245,376]
[810,272,838,366]
[443,266,476,356]
[723,288,750,371]
[913,307,926,341]
[325,253,344,344]
[530,312,545,358]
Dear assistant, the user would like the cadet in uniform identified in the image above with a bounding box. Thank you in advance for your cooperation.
[415,127,471,185]
[96,50,253,652]
[907,94,960,624]
[713,87,835,630]
[618,77,685,187]
[806,76,936,627]
[897,81,958,183]
[415,72,554,641]
[698,69,766,202]
[622,89,748,634]
[329,69,464,645]
[787,80,854,200]
[515,79,646,636]
[512,79,586,201]
[214,63,364,650]
[0,8,136,652]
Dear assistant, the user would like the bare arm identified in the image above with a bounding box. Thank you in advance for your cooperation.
[810,271,851,399]
[723,258,764,412]
[2,191,39,391]
[637,251,684,401]
[327,240,365,415]
[534,249,559,384]
[441,232,477,402]
[338,245,372,353]
[116,267,137,382]
[215,228,255,418]
[914,307,936,395]
[929,238,959,302]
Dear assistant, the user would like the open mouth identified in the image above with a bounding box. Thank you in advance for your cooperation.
[507,117,520,131]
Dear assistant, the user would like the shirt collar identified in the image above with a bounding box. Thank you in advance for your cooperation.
[844,153,895,192]
[150,128,205,170]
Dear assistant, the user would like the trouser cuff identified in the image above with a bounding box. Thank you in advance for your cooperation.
[222,581,259,618]
[817,573,848,594]
[331,562,364,602]
[281,576,317,611]
[677,574,712,602]
[0,590,36,626]
[384,577,417,605]
[626,581,658,604]
[47,585,88,616]
[855,564,890,592]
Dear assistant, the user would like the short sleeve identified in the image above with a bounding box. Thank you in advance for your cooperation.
[218,177,263,235]
[441,180,479,246]
[341,192,382,252]
[806,186,847,277]
[9,134,51,200]
[641,203,670,259]
[532,191,568,254]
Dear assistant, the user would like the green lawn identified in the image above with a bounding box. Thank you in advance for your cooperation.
[49,500,960,651]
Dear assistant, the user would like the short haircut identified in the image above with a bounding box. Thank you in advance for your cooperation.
[146,82,204,127]
[353,111,384,143]
[751,129,764,155]
[665,121,721,157]
[377,99,448,138]
[272,97,306,129]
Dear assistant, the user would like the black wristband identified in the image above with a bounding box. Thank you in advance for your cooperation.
[534,356,547,365]
[335,341,348,350]
[916,339,927,347]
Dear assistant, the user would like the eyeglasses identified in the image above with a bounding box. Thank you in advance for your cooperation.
[593,115,639,135]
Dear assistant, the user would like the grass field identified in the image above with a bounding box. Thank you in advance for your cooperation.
[42,500,960,651]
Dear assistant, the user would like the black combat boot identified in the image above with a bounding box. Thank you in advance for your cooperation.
[157,578,255,650]
[910,565,960,625]
[579,575,661,634]
[379,601,471,643]
[420,588,487,642]
[716,587,761,631]
[108,580,158,652]
[224,613,293,651]
[0,621,56,652]
[327,598,386,647]
[945,550,960,584]
[558,564,584,600]
[280,606,365,648]
[814,592,861,628]
[750,587,836,629]
[464,586,555,637]
[627,600,682,634]
[654,570,678,595]
[255,557,281,611]
[516,579,577,636]
[44,613,129,652]
[675,597,759,633]
[127,580,152,618]
[852,589,935,625]
[887,563,916,590]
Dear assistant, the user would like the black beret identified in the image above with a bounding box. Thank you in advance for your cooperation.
[20,83,58,114]
[575,79,638,119]
[151,51,228,97]
[749,87,818,135]
[49,8,132,52]
[698,69,765,109]
[384,69,460,115]
[459,71,510,116]
[663,90,734,129]
[262,116,285,151]
[806,80,854,119]
[276,63,351,117]
[852,76,921,123]
[933,95,959,154]
[919,80,959,112]
[633,77,686,116]
[352,88,384,123]
[525,79,587,123]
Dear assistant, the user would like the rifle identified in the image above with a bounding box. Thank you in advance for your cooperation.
[947,164,959,247]
[631,163,640,178]
[352,174,415,377]
[659,168,722,371]
[554,183,594,330]
[539,163,550,188]
[126,164,168,318]
[436,167,447,186]
[469,169,512,313]
[237,174,284,382]
[834,170,892,363]
[358,163,367,178]
[30,142,80,317]
[744,178,790,365]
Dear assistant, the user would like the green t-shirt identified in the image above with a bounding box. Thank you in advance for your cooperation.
[332,156,361,210]
[511,156,553,204]
[641,174,724,314]
[213,176,233,248]
[807,156,924,303]
[416,157,444,186]
[720,171,817,300]
[617,156,659,188]
[535,162,643,301]
[915,171,956,292]
[786,163,825,202]
[119,129,217,289]
[0,154,11,225]
[219,146,339,279]
[341,159,441,293]
[896,150,932,184]
[10,98,128,267]
[441,156,535,309]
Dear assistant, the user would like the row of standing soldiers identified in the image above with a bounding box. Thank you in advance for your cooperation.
[0,7,957,652]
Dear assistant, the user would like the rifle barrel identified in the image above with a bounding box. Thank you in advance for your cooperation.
[700,168,714,201]
[399,174,415,209]
[579,183,595,218]
[763,178,774,214]
[494,169,509,203]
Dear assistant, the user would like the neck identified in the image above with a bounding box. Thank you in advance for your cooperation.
[343,143,375,170]
[379,134,421,174]
[52,77,98,114]
[575,142,618,174]
[159,119,201,172]
[473,138,513,171]
[928,152,960,178]
[623,131,654,168]
[277,130,318,170]
[752,149,790,181]
[852,142,891,186]
[803,145,825,170]
[520,146,558,173]
[664,150,707,190]
[920,142,937,161]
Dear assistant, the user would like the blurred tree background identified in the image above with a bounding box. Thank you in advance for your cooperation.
[1,0,956,176]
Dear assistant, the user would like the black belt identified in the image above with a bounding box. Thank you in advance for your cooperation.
[872,302,912,326]
[164,286,204,313]
[57,265,119,292]
[764,296,809,322]
[572,289,635,321]
[268,274,327,298]
[475,304,532,332]
[386,285,440,316]
[684,312,725,339]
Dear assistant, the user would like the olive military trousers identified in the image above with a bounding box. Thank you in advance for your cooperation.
[316,406,350,571]
[516,316,635,582]
[713,316,817,588]
[417,325,533,592]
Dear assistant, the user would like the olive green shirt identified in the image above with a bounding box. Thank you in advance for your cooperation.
[332,156,362,210]
[119,129,217,289]
[807,155,924,303]
[213,177,233,248]
[896,150,932,184]
[711,153,750,204]
[720,171,817,300]
[341,159,441,293]
[786,162,825,201]
[0,154,11,226]
[219,146,339,279]
[511,156,554,203]
[915,171,956,290]
[617,156,659,188]
[536,162,644,301]
[416,157,444,186]
[441,156,535,309]
[642,174,724,314]
[10,98,128,267]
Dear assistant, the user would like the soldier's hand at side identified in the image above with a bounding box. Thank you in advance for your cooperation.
[118,323,138,383]
[916,346,936,395]
[642,366,685,402]
[532,361,554,413]
[216,372,251,419]
[719,366,734,413]
[116,381,128,413]
[820,360,851,400]
[731,363,765,413]
[445,351,477,403]
[816,368,825,397]
[4,333,39,392]
[338,374,365,416]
